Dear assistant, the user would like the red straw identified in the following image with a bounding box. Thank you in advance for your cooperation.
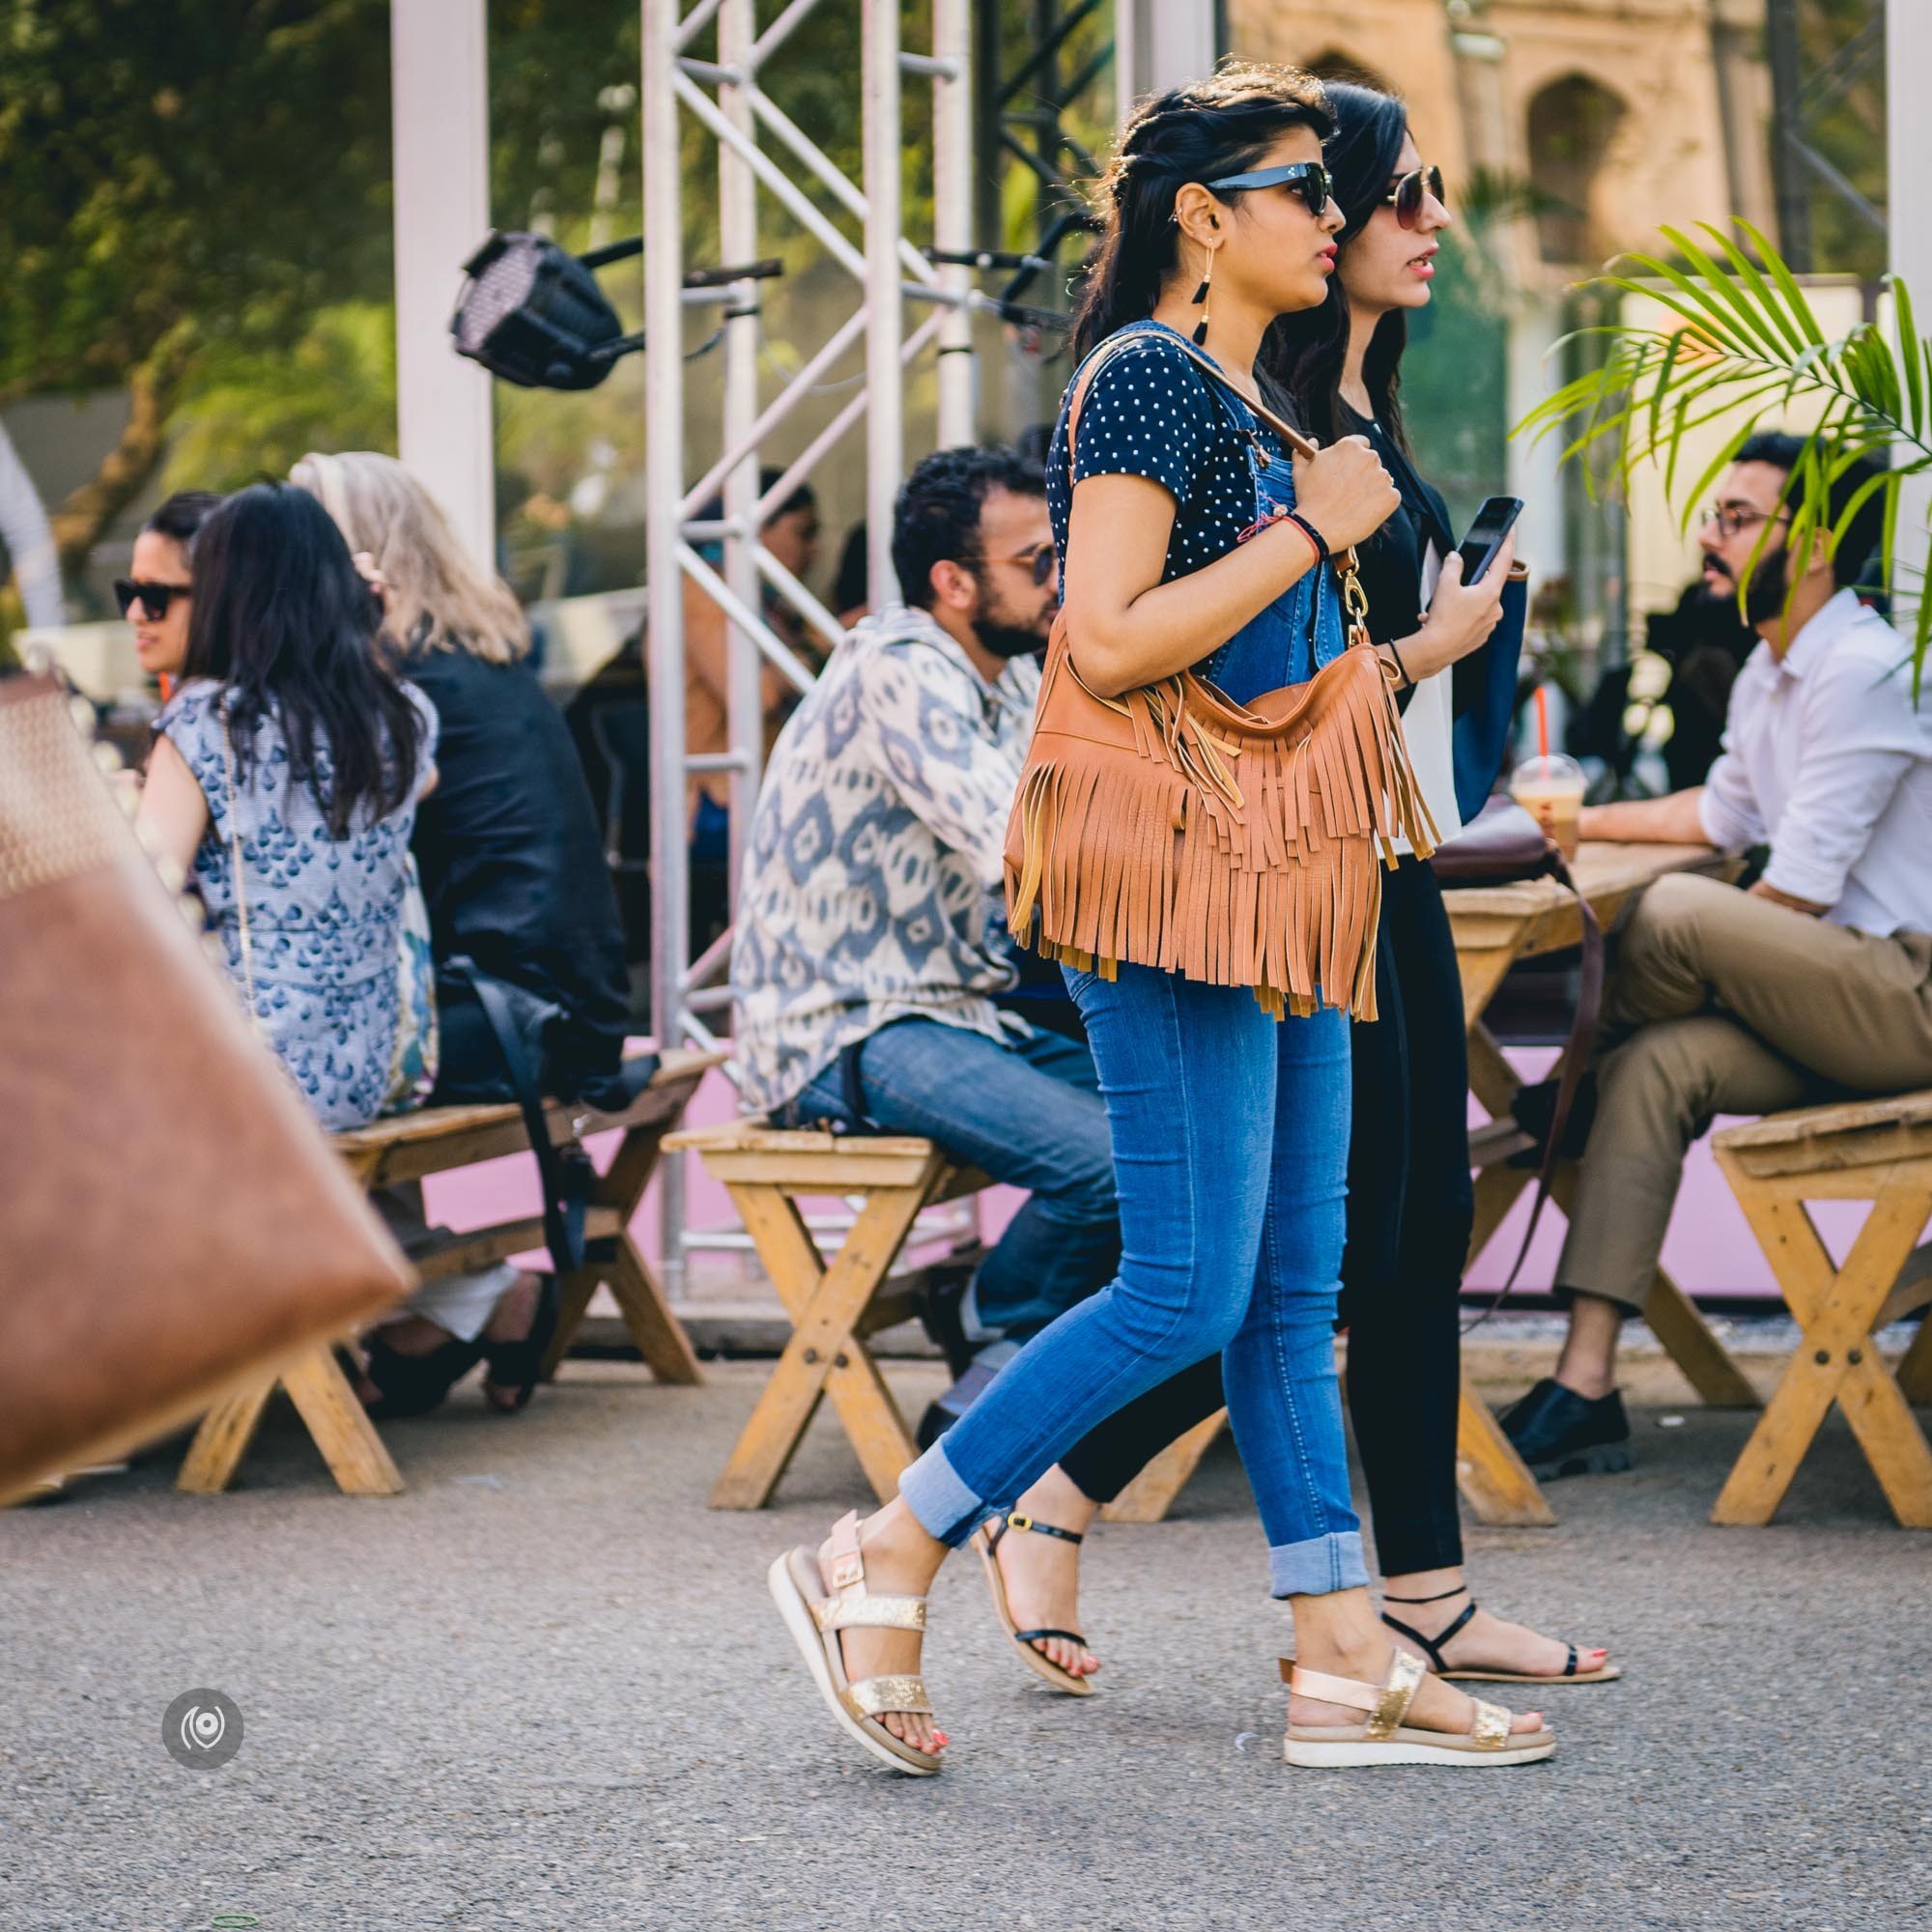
[1534,684,1550,760]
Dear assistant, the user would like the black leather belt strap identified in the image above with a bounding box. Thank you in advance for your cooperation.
[441,956,591,1276]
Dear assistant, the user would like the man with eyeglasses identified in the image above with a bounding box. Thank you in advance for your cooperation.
[1505,430,1932,1480]
[731,444,1119,1441]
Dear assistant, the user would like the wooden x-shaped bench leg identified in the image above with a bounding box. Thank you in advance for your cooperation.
[708,1170,937,1510]
[178,1344,404,1496]
[544,1119,702,1385]
[177,1149,404,1497]
[1712,1159,1932,1528]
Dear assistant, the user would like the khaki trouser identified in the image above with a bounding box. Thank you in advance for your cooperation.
[1556,871,1932,1315]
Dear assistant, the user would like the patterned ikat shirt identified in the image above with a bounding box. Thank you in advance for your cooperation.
[729,604,1040,1116]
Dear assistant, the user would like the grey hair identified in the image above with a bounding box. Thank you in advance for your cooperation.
[290,450,530,666]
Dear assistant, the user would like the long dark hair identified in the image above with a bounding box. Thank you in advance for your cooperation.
[183,483,426,838]
[1072,61,1335,361]
[1260,82,1412,449]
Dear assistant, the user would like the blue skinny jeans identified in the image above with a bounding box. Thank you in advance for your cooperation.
[900,959,1365,1599]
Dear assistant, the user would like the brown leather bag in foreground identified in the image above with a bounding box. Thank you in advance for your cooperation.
[0,673,412,1504]
[1005,334,1437,1020]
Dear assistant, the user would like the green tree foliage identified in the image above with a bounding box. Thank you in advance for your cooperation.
[0,0,395,580]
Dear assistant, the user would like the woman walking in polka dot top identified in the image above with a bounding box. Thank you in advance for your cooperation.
[767,61,1555,1776]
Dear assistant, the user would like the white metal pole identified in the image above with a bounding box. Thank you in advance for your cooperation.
[1889,0,1932,628]
[932,0,975,447]
[863,0,904,606]
[719,0,762,902]
[390,0,495,564]
[643,0,691,1293]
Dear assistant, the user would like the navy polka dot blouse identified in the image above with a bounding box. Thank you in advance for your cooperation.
[1045,319,1283,597]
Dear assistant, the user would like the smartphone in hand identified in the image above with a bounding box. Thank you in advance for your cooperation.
[1458,497,1524,585]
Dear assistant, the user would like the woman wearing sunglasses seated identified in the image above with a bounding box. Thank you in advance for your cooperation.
[115,491,224,692]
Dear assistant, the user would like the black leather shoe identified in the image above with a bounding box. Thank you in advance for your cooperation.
[1500,1377,1632,1479]
[915,1262,979,1379]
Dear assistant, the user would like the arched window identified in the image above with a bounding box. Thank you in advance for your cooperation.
[1527,73,1627,264]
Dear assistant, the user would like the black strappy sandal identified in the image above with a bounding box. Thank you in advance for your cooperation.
[359,1331,488,1419]
[1381,1584,1621,1685]
[481,1273,560,1412]
[972,1513,1095,1696]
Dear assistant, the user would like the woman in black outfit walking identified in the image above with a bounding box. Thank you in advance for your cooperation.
[984,82,1620,1694]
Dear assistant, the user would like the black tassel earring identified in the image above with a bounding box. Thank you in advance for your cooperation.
[1191,247,1214,346]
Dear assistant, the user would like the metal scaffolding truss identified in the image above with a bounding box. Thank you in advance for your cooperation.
[642,0,979,1293]
[640,1,1211,1293]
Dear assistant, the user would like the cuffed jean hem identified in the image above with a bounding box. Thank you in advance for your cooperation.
[1267,1529,1369,1600]
[898,1436,997,1549]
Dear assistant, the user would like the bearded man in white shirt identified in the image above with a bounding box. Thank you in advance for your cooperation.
[1504,432,1932,1479]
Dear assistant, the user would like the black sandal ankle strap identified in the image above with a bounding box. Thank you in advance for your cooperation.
[1380,1599,1480,1673]
[997,1512,1084,1546]
[1381,1584,1472,1605]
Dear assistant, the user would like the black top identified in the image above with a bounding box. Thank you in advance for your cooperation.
[1337,405,1496,722]
[1342,406,1456,650]
[403,642,632,1067]
[1046,322,1292,587]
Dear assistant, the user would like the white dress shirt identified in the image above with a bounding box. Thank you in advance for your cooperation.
[1697,588,1932,936]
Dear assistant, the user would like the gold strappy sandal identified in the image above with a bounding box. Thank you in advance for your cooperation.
[972,1514,1095,1696]
[768,1510,943,1776]
[1282,1649,1556,1769]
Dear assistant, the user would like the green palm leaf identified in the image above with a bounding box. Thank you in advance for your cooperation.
[1510,220,1930,692]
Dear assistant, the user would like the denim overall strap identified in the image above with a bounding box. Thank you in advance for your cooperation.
[1202,414,1347,705]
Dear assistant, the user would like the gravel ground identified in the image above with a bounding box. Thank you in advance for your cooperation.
[3,1355,1928,1931]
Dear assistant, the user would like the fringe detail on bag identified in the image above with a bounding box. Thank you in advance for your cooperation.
[1005,649,1438,1022]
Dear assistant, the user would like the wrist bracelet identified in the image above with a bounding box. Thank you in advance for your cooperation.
[1283,510,1329,564]
[1386,637,1414,690]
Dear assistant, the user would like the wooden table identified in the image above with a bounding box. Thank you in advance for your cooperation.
[1105,839,1758,1527]
[1444,840,1758,1525]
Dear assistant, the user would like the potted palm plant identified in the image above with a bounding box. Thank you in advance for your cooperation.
[1514,219,1927,692]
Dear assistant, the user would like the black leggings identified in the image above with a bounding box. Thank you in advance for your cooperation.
[1058,856,1474,1577]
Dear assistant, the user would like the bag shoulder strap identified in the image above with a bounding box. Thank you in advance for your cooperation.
[1063,324,1321,463]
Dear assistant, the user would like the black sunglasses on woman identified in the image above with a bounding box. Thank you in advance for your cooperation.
[1383,162,1447,229]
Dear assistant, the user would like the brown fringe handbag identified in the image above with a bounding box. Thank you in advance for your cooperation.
[1004,332,1438,1021]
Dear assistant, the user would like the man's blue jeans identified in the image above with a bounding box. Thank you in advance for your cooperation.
[898,961,1365,1599]
[785,1017,1120,1338]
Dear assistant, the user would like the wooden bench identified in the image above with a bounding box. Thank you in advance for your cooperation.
[663,1121,989,1509]
[177,1048,721,1495]
[1710,1090,1932,1528]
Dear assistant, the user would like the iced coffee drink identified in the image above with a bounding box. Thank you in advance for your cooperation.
[1511,753,1586,860]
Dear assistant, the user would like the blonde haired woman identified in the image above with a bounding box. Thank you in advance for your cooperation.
[293,451,634,1417]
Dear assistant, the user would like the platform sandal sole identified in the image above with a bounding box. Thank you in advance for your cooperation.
[1284,1725,1557,1769]
[970,1528,1094,1697]
[767,1547,941,1777]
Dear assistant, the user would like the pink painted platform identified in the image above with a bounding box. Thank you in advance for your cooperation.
[422,1046,1834,1303]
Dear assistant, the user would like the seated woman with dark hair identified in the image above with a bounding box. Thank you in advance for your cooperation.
[117,490,224,690]
[135,483,437,1130]
[294,449,636,1416]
